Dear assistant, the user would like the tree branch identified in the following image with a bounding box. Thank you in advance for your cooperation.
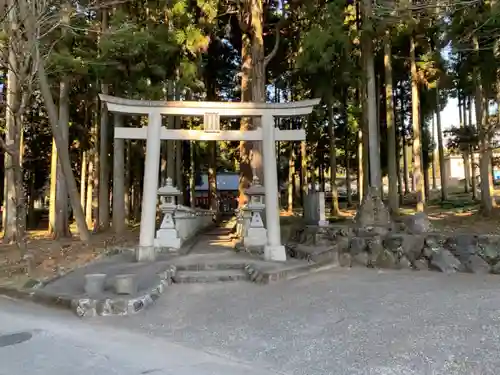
[264,23,282,68]
[263,0,305,68]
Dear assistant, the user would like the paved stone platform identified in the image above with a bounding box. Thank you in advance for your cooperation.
[33,221,335,317]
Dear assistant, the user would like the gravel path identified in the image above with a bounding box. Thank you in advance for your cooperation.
[95,267,500,375]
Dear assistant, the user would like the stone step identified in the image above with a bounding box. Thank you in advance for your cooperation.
[172,269,249,284]
[175,263,246,272]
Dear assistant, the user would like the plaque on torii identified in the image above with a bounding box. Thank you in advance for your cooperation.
[203,112,220,133]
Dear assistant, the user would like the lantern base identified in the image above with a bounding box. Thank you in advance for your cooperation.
[154,228,182,249]
[244,227,267,247]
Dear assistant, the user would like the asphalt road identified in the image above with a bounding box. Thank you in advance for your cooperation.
[0,296,278,375]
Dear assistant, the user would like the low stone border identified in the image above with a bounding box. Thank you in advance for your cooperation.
[287,225,500,275]
[245,259,338,284]
[0,265,176,318]
[22,246,134,292]
[0,246,134,306]
[71,265,176,317]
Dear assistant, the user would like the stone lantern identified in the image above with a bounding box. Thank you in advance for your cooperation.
[154,177,182,249]
[243,176,267,247]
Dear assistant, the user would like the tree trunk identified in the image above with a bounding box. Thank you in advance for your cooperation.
[112,114,125,234]
[206,83,218,212]
[249,0,265,182]
[48,140,57,233]
[80,150,87,215]
[361,0,381,190]
[459,94,471,193]
[396,121,404,204]
[468,96,477,200]
[54,77,71,238]
[206,141,217,211]
[189,141,196,208]
[36,67,90,241]
[98,8,110,231]
[166,83,175,183]
[98,83,109,230]
[14,0,90,242]
[85,156,94,229]
[175,123,184,205]
[356,85,364,201]
[423,160,429,202]
[300,140,308,206]
[328,104,340,216]
[384,32,398,212]
[287,143,295,213]
[125,140,131,220]
[473,35,494,214]
[401,101,409,195]
[343,90,353,207]
[431,114,437,190]
[410,35,425,211]
[436,86,448,202]
[319,163,325,192]
[27,171,35,229]
[238,32,254,207]
[3,1,20,243]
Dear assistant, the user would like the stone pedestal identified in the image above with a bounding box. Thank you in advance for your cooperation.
[84,274,106,295]
[114,274,137,295]
[136,246,157,262]
[244,209,267,247]
[264,245,287,262]
[304,191,329,227]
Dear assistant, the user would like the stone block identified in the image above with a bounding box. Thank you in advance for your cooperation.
[383,233,404,254]
[404,212,433,234]
[429,249,463,274]
[397,255,412,269]
[401,234,425,263]
[461,255,490,274]
[490,262,500,274]
[349,237,367,255]
[445,234,488,273]
[335,236,350,253]
[113,274,137,295]
[338,253,352,267]
[366,236,384,266]
[74,299,97,318]
[477,235,500,265]
[353,187,393,231]
[412,259,429,271]
[424,234,446,259]
[352,252,370,266]
[84,273,106,295]
[373,249,398,269]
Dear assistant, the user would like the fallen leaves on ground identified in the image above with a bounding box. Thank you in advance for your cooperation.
[0,228,139,285]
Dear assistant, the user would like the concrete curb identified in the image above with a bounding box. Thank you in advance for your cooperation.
[71,265,176,317]
[0,265,177,318]
[245,259,338,284]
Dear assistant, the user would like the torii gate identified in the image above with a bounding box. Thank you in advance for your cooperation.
[100,94,320,262]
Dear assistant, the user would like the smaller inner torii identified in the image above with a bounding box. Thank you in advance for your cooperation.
[100,94,320,262]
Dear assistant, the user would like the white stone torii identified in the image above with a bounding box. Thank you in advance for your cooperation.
[100,94,320,262]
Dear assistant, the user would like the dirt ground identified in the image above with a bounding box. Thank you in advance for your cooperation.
[0,226,139,287]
